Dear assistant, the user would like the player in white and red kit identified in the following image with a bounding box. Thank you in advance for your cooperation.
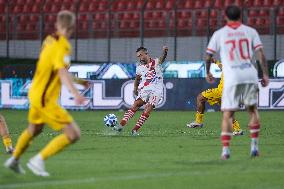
[205,5,269,159]
[114,46,168,136]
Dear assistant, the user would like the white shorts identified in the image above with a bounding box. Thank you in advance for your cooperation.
[221,83,259,111]
[137,89,162,107]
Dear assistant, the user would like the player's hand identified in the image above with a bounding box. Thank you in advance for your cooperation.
[206,72,215,84]
[261,74,269,87]
[81,80,90,89]
[163,46,168,52]
[74,94,86,105]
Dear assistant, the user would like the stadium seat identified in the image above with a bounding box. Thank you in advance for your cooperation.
[129,20,139,29]
[278,7,284,16]
[214,0,223,8]
[184,0,194,9]
[277,17,284,24]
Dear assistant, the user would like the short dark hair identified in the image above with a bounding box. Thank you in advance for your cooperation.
[136,47,147,53]
[225,5,241,21]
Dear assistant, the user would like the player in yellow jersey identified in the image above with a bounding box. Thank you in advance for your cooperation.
[0,114,13,153]
[4,10,87,177]
[186,60,243,136]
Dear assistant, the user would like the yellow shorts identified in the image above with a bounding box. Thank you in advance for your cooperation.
[28,104,73,131]
[201,88,222,106]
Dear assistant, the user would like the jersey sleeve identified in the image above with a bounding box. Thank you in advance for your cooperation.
[252,29,263,51]
[135,64,142,76]
[53,48,71,71]
[206,31,219,54]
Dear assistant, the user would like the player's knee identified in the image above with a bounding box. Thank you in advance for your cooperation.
[28,124,43,136]
[64,123,81,143]
[197,94,206,103]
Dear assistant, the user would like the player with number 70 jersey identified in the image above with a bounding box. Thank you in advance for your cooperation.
[206,22,263,87]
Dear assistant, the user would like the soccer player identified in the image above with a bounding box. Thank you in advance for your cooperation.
[113,46,168,136]
[205,5,269,159]
[0,114,13,153]
[186,59,244,136]
[4,10,86,176]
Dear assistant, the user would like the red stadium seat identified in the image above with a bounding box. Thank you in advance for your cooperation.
[264,0,273,6]
[194,1,202,9]
[278,7,284,16]
[178,11,191,19]
[146,1,154,9]
[184,0,194,9]
[277,17,284,24]
[31,5,40,13]
[214,0,223,8]
[273,0,283,6]
[165,0,174,9]
[248,10,259,17]
[129,20,139,29]
[119,20,129,29]
[259,9,269,16]
[127,1,135,10]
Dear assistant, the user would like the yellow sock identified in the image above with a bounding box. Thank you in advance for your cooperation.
[2,135,13,150]
[232,119,241,132]
[13,129,33,159]
[40,134,71,160]
[195,111,204,124]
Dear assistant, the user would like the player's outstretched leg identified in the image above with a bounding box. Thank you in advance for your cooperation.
[27,122,80,177]
[247,106,260,157]
[220,111,234,160]
[187,93,205,128]
[114,99,144,132]
[4,124,43,174]
[232,119,244,136]
[131,103,153,136]
[0,114,13,154]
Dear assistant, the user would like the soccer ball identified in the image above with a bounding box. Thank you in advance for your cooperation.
[103,114,118,127]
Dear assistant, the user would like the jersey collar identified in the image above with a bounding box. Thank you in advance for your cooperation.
[226,21,241,29]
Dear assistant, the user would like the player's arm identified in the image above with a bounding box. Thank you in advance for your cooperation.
[158,46,168,64]
[73,76,90,89]
[205,53,215,83]
[58,68,85,105]
[133,75,141,96]
[255,48,269,87]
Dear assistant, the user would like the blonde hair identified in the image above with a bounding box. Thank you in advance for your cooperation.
[56,10,75,30]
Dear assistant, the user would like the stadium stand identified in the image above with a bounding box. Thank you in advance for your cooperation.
[0,0,283,39]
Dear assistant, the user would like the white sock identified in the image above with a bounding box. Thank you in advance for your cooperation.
[222,146,230,155]
[251,138,259,151]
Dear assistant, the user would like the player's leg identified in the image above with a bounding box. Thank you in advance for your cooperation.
[0,114,13,153]
[247,105,260,157]
[121,98,144,126]
[131,91,160,135]
[187,93,206,128]
[221,111,234,160]
[27,105,76,176]
[4,123,44,174]
[131,102,154,135]
[27,122,80,177]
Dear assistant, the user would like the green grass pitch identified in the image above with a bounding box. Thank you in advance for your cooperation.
[0,109,284,189]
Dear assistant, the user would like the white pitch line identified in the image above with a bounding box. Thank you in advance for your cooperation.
[0,171,194,189]
[1,169,284,189]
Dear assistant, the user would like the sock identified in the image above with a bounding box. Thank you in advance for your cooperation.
[250,123,260,152]
[13,129,33,159]
[132,112,149,131]
[40,134,71,160]
[2,135,13,149]
[232,119,241,132]
[120,108,136,126]
[195,111,204,124]
[221,132,232,155]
